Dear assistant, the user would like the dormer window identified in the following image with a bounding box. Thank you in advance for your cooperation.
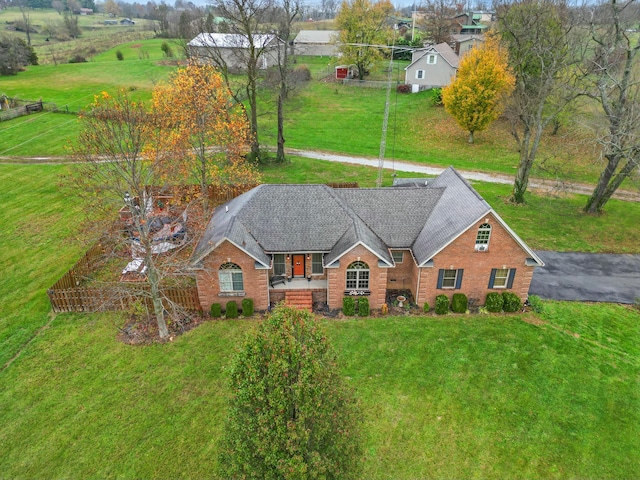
[475,223,491,251]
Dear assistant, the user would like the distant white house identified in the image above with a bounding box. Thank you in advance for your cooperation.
[188,33,285,70]
[404,43,459,92]
[293,30,339,57]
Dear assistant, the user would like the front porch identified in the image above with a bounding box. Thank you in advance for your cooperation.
[269,278,328,311]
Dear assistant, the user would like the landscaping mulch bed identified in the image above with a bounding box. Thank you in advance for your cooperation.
[117,312,205,345]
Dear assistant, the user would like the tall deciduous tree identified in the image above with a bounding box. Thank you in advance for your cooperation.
[74,91,171,338]
[442,36,515,143]
[580,0,639,213]
[336,0,393,80]
[219,304,363,479]
[205,0,277,161]
[419,0,457,45]
[151,62,260,207]
[496,0,576,203]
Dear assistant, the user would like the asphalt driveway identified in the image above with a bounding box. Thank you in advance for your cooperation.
[530,251,640,304]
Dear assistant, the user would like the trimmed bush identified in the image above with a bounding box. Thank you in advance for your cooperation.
[210,303,222,318]
[451,293,468,313]
[343,297,356,316]
[225,301,239,319]
[357,297,369,317]
[502,292,522,313]
[485,293,503,313]
[528,295,544,314]
[116,50,123,61]
[241,298,254,317]
[423,301,430,313]
[435,295,449,315]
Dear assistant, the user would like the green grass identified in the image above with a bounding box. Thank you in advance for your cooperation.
[1,47,623,190]
[0,161,638,478]
[0,307,638,478]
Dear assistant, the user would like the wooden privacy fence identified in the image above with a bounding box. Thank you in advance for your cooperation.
[48,241,201,314]
[48,183,258,314]
[48,284,201,313]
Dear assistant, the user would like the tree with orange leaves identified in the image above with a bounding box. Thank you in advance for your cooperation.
[442,36,515,144]
[151,62,261,206]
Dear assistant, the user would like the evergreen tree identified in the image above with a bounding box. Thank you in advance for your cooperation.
[219,304,363,479]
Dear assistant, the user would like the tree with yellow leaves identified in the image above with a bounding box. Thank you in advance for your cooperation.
[151,62,261,207]
[442,37,515,144]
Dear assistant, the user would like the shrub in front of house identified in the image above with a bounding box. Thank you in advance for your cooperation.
[342,297,356,316]
[225,301,239,319]
[241,298,254,317]
[528,295,544,314]
[358,297,369,317]
[484,293,503,313]
[502,292,522,313]
[210,302,222,318]
[435,295,449,315]
[451,293,468,313]
[423,301,430,313]
[396,84,411,94]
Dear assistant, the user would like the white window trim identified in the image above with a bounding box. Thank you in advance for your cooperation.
[492,268,510,289]
[346,261,370,290]
[475,223,492,251]
[441,269,458,289]
[219,263,244,292]
[392,251,404,263]
[427,54,437,64]
[416,69,425,79]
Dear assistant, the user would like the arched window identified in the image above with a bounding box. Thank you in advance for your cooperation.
[346,261,369,290]
[219,262,243,292]
[475,223,492,251]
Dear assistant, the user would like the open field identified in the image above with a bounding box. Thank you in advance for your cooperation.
[1,44,631,192]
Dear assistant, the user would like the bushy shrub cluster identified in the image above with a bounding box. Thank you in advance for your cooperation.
[484,292,503,313]
[241,298,254,317]
[291,65,311,83]
[226,300,239,319]
[68,55,87,63]
[343,297,356,316]
[451,293,468,313]
[502,292,522,312]
[396,84,411,94]
[527,295,544,313]
[358,297,369,316]
[435,295,449,315]
[210,303,222,318]
[423,302,430,313]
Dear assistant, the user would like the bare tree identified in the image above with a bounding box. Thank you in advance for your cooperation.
[270,0,301,162]
[419,0,457,45]
[73,91,172,338]
[16,0,32,46]
[197,0,278,161]
[579,0,640,213]
[496,0,578,203]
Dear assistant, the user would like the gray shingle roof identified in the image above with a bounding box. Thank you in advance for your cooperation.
[293,30,339,44]
[190,167,539,268]
[412,167,491,265]
[188,33,278,49]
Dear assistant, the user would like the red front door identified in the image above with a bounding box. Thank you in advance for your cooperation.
[292,255,305,277]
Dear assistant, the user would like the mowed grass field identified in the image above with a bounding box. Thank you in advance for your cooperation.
[0,161,639,478]
[1,42,624,190]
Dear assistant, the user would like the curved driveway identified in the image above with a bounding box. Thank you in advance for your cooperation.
[530,251,640,304]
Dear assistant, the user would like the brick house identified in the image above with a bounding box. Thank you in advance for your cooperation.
[190,167,543,312]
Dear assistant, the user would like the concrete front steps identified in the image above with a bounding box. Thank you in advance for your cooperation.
[284,291,313,311]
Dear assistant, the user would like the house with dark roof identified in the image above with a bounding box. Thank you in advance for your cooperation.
[190,167,543,312]
[404,43,459,92]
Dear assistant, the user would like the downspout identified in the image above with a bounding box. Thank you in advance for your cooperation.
[415,265,421,306]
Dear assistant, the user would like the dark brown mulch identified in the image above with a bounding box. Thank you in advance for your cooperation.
[117,312,205,345]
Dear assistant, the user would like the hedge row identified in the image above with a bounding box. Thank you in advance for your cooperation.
[209,298,255,318]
